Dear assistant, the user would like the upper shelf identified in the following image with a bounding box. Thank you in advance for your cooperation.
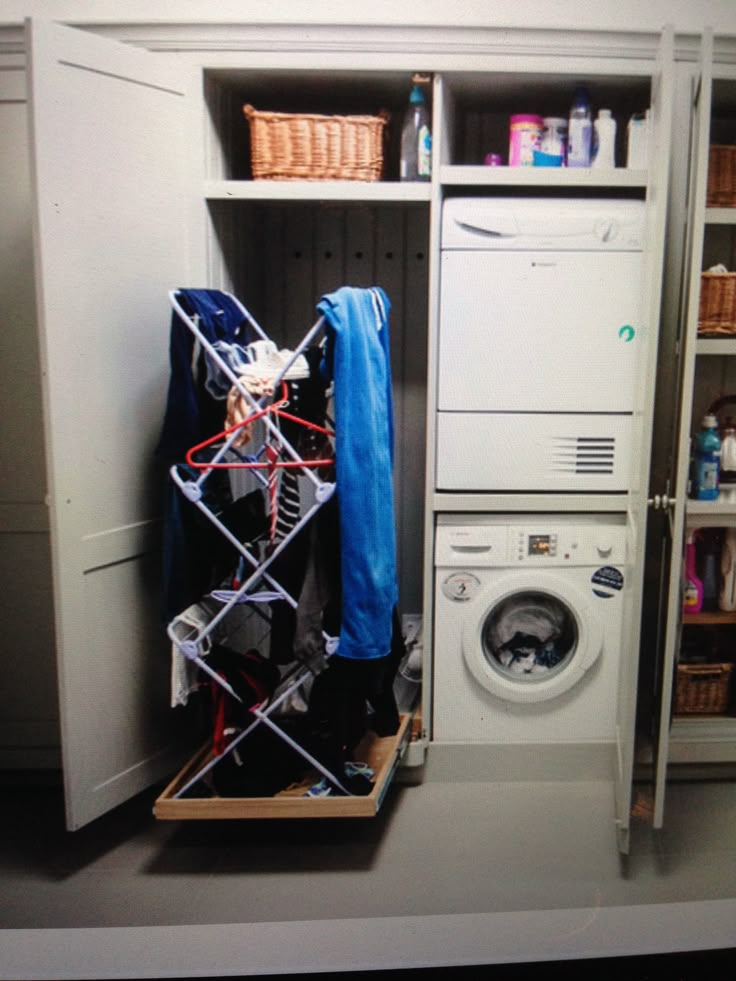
[439,166,648,188]
[204,180,432,202]
[204,170,649,201]
[705,207,736,224]
[696,338,736,355]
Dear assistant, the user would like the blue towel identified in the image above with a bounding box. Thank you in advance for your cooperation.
[317,286,398,660]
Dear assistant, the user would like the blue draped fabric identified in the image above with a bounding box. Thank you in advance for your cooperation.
[317,286,398,660]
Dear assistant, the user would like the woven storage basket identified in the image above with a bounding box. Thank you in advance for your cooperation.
[243,105,388,181]
[674,662,734,715]
[698,271,736,335]
[707,145,736,207]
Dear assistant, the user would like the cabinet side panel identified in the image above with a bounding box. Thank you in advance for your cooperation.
[0,64,59,769]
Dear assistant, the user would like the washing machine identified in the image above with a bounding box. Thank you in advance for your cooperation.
[432,513,627,744]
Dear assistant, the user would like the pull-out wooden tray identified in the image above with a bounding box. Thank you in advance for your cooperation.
[154,713,412,820]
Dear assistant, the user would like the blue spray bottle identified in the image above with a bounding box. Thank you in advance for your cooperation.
[693,414,721,501]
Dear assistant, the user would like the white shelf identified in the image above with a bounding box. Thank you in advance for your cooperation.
[696,338,736,355]
[705,207,736,224]
[669,716,736,763]
[439,165,648,188]
[204,180,432,202]
[686,499,736,526]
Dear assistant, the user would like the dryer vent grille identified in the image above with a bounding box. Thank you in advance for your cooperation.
[551,436,616,475]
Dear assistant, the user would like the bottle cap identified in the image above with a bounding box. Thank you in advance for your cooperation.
[598,109,612,119]
[703,414,718,427]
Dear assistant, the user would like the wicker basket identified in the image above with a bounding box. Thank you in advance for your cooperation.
[707,145,736,207]
[674,662,734,715]
[243,105,389,182]
[698,271,736,335]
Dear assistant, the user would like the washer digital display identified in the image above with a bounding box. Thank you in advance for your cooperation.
[528,534,551,556]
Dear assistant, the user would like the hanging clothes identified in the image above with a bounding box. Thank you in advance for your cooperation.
[317,286,398,661]
[156,288,251,464]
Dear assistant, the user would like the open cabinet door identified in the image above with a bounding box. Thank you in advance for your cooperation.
[26,19,195,829]
[651,30,714,830]
[613,25,674,854]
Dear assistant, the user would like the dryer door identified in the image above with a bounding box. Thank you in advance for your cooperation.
[462,573,603,704]
[438,249,643,414]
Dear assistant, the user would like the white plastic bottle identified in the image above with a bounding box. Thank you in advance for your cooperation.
[592,109,617,168]
[400,78,431,182]
[567,86,592,168]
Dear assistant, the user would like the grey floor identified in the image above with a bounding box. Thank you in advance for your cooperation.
[1,764,736,978]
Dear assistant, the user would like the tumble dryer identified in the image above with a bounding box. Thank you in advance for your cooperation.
[432,513,627,744]
[437,197,645,492]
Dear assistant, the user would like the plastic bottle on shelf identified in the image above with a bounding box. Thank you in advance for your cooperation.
[400,76,432,182]
[683,533,704,615]
[567,86,592,168]
[693,414,721,501]
[591,109,617,168]
[719,425,736,501]
[626,110,650,169]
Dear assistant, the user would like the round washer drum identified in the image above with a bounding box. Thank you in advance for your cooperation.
[462,572,603,704]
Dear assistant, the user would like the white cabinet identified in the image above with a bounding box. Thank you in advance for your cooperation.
[21,20,432,828]
[421,36,673,855]
[7,18,674,844]
[654,33,736,828]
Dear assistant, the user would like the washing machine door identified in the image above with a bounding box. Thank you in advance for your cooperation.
[462,572,603,704]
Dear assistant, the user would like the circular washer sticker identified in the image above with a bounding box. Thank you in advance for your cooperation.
[442,571,481,602]
[591,565,624,598]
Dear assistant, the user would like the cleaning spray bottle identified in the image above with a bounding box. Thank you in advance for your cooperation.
[400,75,432,182]
[683,531,703,615]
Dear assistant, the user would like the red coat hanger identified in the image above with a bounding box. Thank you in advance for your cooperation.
[185,382,334,471]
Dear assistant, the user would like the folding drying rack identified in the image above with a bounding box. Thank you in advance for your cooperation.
[163,288,359,798]
[154,288,414,820]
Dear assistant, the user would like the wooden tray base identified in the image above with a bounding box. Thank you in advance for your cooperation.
[154,713,412,820]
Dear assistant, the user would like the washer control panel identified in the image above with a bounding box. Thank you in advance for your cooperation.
[511,526,624,564]
[436,520,626,568]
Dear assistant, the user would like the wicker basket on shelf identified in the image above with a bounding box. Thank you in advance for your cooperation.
[674,662,734,715]
[706,145,736,207]
[698,270,736,335]
[243,104,389,182]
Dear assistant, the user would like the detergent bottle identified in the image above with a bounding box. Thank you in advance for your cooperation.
[567,86,592,167]
[682,532,703,615]
[591,109,617,168]
[692,414,721,500]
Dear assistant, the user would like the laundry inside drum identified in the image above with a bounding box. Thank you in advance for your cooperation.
[482,590,578,681]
